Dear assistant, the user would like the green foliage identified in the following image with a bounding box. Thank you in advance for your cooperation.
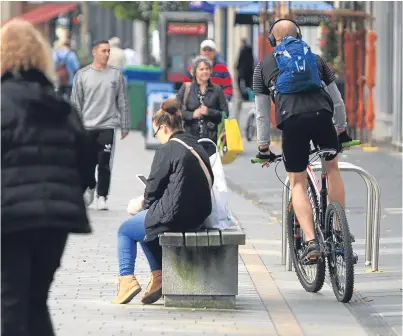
[99,1,190,22]
[320,22,338,63]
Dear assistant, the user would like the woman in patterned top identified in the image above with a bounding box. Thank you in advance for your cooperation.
[177,56,229,156]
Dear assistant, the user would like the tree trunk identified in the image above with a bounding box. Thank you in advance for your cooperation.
[143,20,150,65]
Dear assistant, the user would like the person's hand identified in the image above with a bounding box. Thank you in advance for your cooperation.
[193,109,202,119]
[121,130,129,140]
[127,195,144,215]
[338,130,352,145]
[255,146,279,167]
[199,105,208,115]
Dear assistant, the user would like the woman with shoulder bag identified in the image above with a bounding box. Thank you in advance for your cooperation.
[177,56,229,156]
[113,99,213,306]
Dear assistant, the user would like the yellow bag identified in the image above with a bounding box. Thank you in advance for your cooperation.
[217,117,244,164]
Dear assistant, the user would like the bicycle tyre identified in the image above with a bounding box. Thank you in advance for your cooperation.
[325,202,354,303]
[286,177,325,293]
[245,112,256,142]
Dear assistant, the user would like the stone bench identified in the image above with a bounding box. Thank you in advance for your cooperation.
[159,221,246,309]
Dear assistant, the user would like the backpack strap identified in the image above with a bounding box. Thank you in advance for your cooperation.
[170,138,212,188]
[183,82,191,107]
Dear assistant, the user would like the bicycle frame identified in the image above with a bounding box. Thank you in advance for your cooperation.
[306,155,330,248]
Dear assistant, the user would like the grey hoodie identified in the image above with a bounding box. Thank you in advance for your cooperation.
[70,65,130,132]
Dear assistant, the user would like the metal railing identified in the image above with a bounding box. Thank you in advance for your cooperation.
[281,162,381,272]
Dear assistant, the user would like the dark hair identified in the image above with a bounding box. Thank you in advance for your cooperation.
[152,99,183,131]
[92,40,109,50]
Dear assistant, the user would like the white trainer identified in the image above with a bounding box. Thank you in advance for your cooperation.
[97,196,108,211]
[83,188,95,207]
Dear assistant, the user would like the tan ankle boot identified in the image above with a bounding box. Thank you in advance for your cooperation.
[112,275,142,304]
[141,270,162,304]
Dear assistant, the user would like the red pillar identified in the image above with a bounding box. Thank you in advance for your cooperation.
[366,31,377,145]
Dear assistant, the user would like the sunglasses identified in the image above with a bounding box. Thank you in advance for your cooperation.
[202,47,214,52]
[153,125,161,138]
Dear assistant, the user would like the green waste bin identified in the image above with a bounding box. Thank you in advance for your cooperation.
[127,81,146,130]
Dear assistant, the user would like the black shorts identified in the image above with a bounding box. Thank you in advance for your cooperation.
[281,111,339,173]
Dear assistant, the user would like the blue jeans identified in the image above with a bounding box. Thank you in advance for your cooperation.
[117,210,162,276]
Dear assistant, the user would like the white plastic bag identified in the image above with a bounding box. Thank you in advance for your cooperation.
[198,138,231,230]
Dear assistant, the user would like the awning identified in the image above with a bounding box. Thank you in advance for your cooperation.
[235,1,333,26]
[3,3,78,25]
[189,1,258,14]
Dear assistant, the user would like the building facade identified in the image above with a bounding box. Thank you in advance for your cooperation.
[371,1,402,147]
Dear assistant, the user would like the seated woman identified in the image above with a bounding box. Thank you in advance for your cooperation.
[176,56,229,156]
[113,99,214,305]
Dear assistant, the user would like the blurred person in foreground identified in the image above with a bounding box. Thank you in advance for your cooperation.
[71,40,130,210]
[108,36,126,68]
[1,19,92,336]
[184,39,233,101]
[113,99,213,305]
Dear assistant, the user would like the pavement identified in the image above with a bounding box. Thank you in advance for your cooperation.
[48,106,402,336]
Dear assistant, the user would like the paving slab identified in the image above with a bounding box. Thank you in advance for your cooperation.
[48,132,277,336]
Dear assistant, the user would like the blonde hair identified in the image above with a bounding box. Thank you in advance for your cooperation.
[1,19,55,79]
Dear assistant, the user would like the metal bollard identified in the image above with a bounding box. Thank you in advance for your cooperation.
[281,162,381,272]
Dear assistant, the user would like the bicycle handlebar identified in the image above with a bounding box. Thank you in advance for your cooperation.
[250,140,361,165]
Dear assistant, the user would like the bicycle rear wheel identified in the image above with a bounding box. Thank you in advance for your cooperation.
[286,177,325,293]
[245,112,256,142]
[325,202,355,303]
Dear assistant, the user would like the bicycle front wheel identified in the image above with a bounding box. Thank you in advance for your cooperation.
[245,112,256,142]
[325,202,355,303]
[286,177,325,293]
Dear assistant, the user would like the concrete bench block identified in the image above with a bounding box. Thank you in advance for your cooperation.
[221,230,246,246]
[196,232,209,246]
[162,245,239,298]
[207,230,221,246]
[184,232,197,246]
[159,233,184,246]
[164,294,235,309]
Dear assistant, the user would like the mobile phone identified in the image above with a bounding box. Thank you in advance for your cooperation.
[136,174,149,187]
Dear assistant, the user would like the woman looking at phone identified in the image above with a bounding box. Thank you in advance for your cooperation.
[113,99,213,305]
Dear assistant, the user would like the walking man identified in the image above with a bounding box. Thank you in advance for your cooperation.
[71,40,130,210]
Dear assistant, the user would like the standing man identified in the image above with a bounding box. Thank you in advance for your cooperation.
[53,40,80,98]
[236,38,255,97]
[108,37,126,69]
[71,40,130,210]
[184,39,233,101]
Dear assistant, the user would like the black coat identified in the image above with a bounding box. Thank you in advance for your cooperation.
[143,131,213,240]
[176,81,229,143]
[236,45,255,79]
[1,69,92,235]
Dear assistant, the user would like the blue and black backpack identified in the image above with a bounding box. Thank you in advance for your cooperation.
[273,36,322,95]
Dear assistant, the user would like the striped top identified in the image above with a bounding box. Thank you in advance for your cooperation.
[252,62,270,96]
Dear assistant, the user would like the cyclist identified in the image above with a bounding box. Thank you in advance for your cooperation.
[253,19,352,261]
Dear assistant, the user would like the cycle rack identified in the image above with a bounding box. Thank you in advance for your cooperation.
[281,162,381,272]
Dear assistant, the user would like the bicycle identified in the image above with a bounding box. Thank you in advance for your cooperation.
[251,140,360,303]
[245,107,256,142]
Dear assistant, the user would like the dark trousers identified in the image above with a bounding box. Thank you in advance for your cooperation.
[88,129,115,197]
[1,229,68,336]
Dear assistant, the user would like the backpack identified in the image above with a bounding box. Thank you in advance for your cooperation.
[55,51,72,85]
[273,37,322,95]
